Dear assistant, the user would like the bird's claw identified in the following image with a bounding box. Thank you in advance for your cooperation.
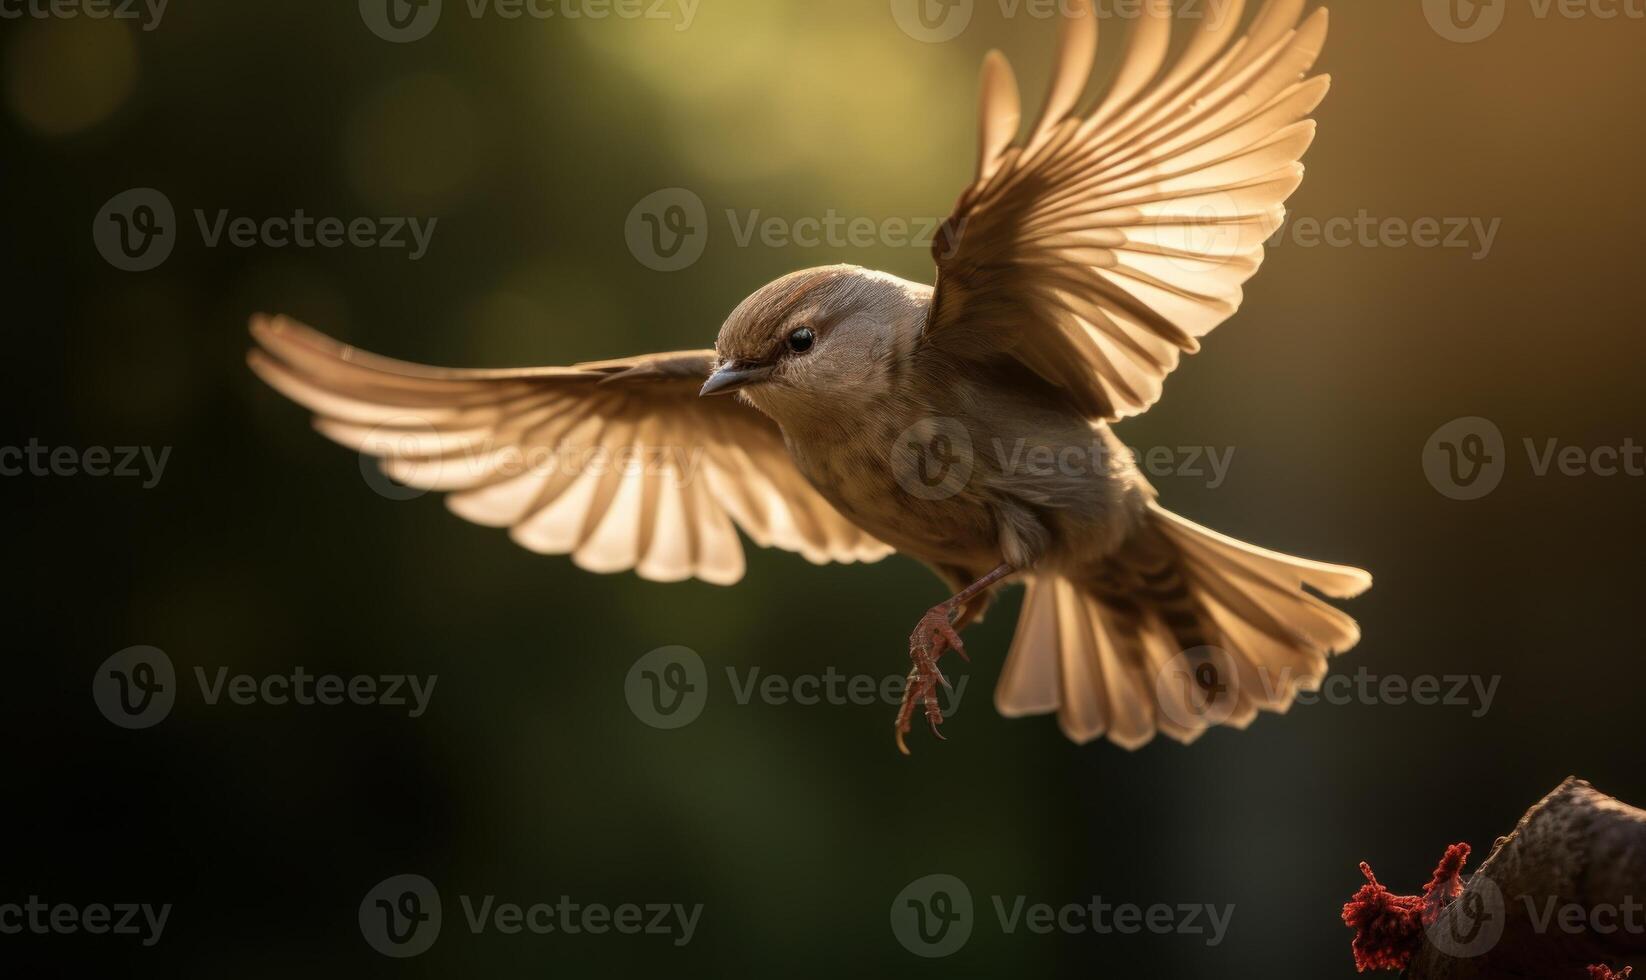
[894,604,963,755]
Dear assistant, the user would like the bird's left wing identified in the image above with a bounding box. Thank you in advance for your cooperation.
[925,0,1328,420]
[248,315,891,584]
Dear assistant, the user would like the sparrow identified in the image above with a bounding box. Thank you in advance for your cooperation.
[249,0,1369,754]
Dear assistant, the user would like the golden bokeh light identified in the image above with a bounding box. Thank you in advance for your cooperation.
[570,0,967,195]
[4,17,138,136]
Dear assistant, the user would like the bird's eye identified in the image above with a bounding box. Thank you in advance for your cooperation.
[786,327,815,353]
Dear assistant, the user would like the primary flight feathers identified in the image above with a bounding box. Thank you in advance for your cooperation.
[929,0,1329,420]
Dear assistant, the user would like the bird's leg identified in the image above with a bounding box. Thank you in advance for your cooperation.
[895,562,1015,755]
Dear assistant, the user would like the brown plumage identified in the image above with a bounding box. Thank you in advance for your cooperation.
[248,0,1368,753]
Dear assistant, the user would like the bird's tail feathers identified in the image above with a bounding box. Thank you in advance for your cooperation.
[995,502,1370,748]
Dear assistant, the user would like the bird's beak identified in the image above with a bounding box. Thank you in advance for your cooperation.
[700,361,773,397]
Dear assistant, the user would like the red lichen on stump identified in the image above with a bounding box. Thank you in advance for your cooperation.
[1342,843,1472,971]
[1343,779,1646,979]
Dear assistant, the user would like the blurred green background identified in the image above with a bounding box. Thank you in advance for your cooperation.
[6,0,1646,975]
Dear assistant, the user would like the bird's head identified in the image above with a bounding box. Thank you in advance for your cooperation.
[703,264,930,428]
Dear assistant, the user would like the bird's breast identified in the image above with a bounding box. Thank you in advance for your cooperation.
[783,423,1003,568]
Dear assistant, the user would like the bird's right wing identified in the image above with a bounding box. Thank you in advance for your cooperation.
[248,315,891,585]
[924,0,1329,420]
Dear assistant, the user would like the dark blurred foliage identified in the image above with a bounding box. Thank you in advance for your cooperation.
[4,0,1645,975]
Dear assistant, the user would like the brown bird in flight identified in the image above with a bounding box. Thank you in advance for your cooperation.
[249,0,1368,754]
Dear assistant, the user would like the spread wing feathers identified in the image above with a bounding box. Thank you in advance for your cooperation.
[927,0,1329,420]
[247,315,891,585]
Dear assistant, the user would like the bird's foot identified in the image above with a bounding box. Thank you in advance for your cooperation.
[894,603,968,755]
